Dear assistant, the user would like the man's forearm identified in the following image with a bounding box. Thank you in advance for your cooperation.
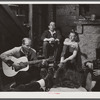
[0,53,8,62]
[0,53,14,66]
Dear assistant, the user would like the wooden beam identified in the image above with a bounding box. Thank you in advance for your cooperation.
[29,4,33,40]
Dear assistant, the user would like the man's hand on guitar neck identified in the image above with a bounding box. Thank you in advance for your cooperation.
[41,59,48,65]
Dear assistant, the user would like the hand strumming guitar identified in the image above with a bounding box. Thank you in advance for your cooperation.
[12,62,27,72]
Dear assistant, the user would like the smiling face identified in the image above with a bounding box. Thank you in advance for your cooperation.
[22,38,31,54]
[48,22,55,31]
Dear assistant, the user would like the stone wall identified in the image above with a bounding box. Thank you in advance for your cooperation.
[79,25,100,65]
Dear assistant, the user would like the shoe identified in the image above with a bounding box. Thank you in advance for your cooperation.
[44,67,54,89]
[10,82,16,89]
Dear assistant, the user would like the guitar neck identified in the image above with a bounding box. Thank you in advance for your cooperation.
[27,59,43,65]
[25,57,53,65]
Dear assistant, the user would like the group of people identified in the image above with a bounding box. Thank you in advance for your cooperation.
[0,21,99,92]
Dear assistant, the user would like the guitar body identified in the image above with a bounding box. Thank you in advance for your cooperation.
[2,56,29,77]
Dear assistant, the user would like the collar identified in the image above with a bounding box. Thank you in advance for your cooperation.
[49,30,56,35]
[20,47,28,55]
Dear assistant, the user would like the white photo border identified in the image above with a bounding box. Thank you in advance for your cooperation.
[0,1,100,98]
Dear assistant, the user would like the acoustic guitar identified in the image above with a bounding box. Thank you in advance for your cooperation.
[2,56,53,77]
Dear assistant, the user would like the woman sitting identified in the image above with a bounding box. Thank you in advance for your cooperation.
[59,31,82,72]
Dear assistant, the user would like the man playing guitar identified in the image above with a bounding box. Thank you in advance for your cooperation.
[0,38,47,89]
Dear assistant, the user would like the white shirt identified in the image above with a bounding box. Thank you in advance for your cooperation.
[49,30,56,37]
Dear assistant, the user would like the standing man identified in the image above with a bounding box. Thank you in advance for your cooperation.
[41,22,62,68]
[0,38,46,88]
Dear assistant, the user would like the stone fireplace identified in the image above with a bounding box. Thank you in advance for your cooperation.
[75,20,100,66]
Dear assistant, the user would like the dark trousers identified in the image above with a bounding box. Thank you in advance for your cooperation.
[43,41,60,62]
[92,76,100,91]
[14,81,43,91]
[14,66,40,86]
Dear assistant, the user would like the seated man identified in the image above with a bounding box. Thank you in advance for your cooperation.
[9,67,54,91]
[0,38,47,89]
[84,60,100,91]
[41,21,62,66]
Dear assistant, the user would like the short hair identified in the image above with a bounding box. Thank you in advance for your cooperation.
[22,38,31,44]
[69,31,79,42]
[49,21,55,26]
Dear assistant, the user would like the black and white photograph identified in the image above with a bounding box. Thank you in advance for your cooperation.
[0,2,100,97]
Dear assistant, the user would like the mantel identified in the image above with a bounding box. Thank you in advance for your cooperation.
[74,20,100,33]
[74,20,100,25]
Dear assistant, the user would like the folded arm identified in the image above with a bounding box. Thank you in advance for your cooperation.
[62,50,78,63]
[60,41,79,64]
